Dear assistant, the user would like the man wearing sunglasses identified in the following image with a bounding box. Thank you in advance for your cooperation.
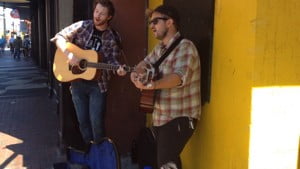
[131,5,201,169]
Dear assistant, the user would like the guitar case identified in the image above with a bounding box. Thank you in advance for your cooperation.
[53,137,120,169]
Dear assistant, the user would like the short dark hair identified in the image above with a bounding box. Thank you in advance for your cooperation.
[93,0,115,18]
[152,5,180,30]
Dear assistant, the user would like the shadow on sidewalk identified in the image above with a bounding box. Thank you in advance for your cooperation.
[0,50,64,169]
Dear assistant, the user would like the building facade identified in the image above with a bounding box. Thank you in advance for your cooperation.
[28,0,300,168]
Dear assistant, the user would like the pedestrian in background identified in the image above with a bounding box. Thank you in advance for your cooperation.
[0,36,6,54]
[9,35,15,56]
[23,34,31,57]
[13,36,22,60]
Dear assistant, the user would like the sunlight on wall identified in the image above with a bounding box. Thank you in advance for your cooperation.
[249,86,300,169]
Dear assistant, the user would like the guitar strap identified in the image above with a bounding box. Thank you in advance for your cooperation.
[138,36,183,114]
[153,36,183,70]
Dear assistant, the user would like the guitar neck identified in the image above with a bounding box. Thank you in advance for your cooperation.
[86,62,134,72]
[87,62,118,70]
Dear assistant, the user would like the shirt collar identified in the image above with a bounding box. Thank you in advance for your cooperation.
[158,32,181,49]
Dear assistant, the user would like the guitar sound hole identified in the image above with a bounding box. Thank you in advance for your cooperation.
[71,65,85,74]
[70,59,87,75]
[79,59,87,70]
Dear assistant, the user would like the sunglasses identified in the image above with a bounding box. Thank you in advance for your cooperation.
[148,17,169,25]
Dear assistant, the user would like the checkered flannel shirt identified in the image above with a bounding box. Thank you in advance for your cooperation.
[144,32,201,126]
[51,20,121,92]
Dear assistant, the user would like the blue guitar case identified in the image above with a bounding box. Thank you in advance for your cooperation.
[67,137,120,169]
[54,138,120,169]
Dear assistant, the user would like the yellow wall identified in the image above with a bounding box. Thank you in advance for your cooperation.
[148,0,300,168]
[249,0,300,168]
[182,0,300,169]
[147,0,162,51]
[182,0,256,168]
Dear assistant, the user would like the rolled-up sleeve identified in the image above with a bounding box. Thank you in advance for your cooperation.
[50,20,84,43]
[172,41,200,88]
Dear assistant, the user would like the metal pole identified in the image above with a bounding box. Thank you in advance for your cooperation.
[3,2,6,37]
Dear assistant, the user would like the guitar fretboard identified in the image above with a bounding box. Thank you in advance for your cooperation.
[87,62,119,70]
[86,62,134,72]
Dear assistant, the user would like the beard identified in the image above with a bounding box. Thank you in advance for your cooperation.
[94,18,107,27]
[155,28,168,40]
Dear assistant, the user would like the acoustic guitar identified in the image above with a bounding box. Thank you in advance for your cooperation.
[53,42,156,112]
[53,43,133,82]
[137,63,157,113]
[139,89,155,113]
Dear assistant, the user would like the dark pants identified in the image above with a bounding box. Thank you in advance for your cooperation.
[14,48,21,59]
[154,117,197,169]
[137,117,197,169]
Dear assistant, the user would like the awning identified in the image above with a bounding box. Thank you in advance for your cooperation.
[0,2,30,20]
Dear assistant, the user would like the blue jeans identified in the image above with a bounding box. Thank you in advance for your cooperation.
[70,80,106,143]
[14,48,21,59]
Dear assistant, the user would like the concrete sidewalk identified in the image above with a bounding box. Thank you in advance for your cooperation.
[0,50,139,169]
[0,50,64,169]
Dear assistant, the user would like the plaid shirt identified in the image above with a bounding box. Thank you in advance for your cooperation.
[51,20,121,92]
[144,32,201,126]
